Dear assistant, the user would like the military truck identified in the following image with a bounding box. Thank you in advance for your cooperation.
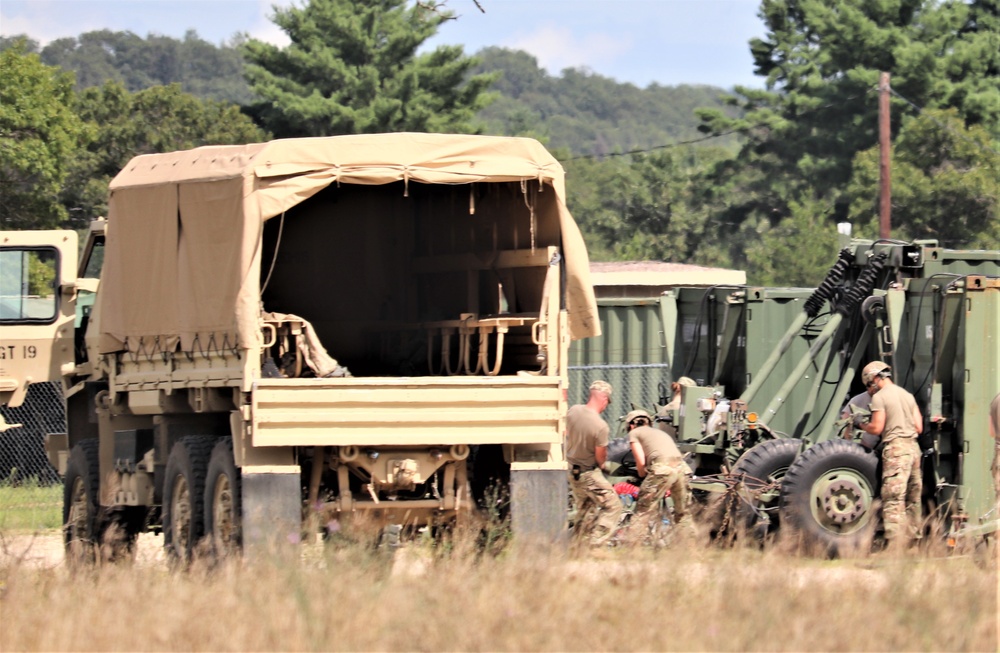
[650,241,999,553]
[0,133,601,560]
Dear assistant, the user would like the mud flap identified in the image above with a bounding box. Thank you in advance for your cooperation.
[242,469,301,558]
[510,469,568,546]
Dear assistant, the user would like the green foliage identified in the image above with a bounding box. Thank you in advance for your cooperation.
[845,108,1000,248]
[565,147,735,265]
[0,44,86,229]
[242,0,497,137]
[745,196,842,286]
[60,81,269,226]
[472,47,740,157]
[38,29,254,104]
[693,0,1000,284]
[27,251,57,296]
[0,479,62,531]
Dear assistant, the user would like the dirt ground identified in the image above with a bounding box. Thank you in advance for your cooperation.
[0,529,918,591]
[0,531,165,569]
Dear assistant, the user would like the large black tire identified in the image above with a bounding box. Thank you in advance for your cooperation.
[779,439,879,556]
[63,439,101,564]
[731,438,803,538]
[204,438,242,558]
[163,436,216,563]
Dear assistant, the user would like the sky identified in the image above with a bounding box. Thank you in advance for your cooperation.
[0,0,767,89]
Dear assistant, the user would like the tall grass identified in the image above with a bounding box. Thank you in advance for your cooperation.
[0,479,61,531]
[1,519,996,652]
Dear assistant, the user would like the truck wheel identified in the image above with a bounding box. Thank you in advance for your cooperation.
[731,438,803,538]
[163,436,216,563]
[779,439,879,556]
[204,438,242,558]
[63,439,101,565]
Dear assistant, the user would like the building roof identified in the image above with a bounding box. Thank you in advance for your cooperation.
[590,261,746,288]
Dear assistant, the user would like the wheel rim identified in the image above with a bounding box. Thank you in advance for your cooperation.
[171,474,192,557]
[755,465,790,506]
[212,473,237,553]
[808,467,875,534]
[67,476,90,543]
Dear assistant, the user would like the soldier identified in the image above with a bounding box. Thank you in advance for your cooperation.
[840,383,878,447]
[858,361,923,549]
[625,408,697,543]
[566,380,622,547]
[659,376,696,437]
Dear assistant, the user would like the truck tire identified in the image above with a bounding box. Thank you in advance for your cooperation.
[731,438,803,539]
[163,436,216,563]
[63,439,101,564]
[204,438,242,558]
[779,439,879,556]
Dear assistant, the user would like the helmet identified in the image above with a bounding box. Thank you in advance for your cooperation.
[674,376,696,388]
[861,361,891,386]
[624,409,651,425]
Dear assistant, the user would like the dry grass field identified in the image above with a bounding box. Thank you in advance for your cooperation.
[1,517,997,653]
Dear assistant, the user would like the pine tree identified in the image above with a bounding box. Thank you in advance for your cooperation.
[694,0,999,283]
[241,0,496,137]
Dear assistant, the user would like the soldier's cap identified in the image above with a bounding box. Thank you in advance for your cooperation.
[861,361,891,386]
[674,376,696,387]
[624,409,651,424]
[589,380,613,397]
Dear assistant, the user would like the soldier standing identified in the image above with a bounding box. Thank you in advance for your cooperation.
[659,376,696,438]
[625,409,697,543]
[566,380,621,547]
[858,361,924,549]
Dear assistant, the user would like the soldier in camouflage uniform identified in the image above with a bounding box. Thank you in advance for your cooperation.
[625,409,697,543]
[566,380,622,547]
[859,361,924,547]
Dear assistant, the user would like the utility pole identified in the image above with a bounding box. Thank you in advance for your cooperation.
[879,72,891,239]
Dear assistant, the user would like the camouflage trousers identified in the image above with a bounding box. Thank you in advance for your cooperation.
[570,468,623,547]
[631,460,697,542]
[881,437,922,543]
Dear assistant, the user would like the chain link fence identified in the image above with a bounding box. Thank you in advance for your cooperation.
[568,363,672,441]
[0,382,64,486]
[1,366,667,486]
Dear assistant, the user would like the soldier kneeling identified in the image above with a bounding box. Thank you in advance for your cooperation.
[625,409,697,544]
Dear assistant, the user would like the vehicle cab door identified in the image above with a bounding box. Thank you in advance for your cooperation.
[0,230,78,418]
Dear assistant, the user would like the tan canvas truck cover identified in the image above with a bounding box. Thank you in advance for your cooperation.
[99,133,600,355]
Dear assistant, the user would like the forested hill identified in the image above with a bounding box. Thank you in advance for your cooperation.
[471,47,737,157]
[0,31,734,157]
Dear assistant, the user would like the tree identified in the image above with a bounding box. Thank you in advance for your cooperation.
[0,44,86,229]
[61,81,269,226]
[241,0,496,137]
[565,147,732,265]
[694,0,1000,284]
[39,29,254,104]
[845,108,999,248]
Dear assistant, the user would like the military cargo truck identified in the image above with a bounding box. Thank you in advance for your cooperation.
[0,133,601,560]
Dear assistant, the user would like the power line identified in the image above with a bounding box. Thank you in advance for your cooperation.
[556,90,873,163]
[887,87,999,156]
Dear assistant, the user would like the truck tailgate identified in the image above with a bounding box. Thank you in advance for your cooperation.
[251,376,564,446]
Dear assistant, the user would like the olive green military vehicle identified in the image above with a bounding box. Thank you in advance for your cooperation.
[648,241,999,553]
[0,133,601,560]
